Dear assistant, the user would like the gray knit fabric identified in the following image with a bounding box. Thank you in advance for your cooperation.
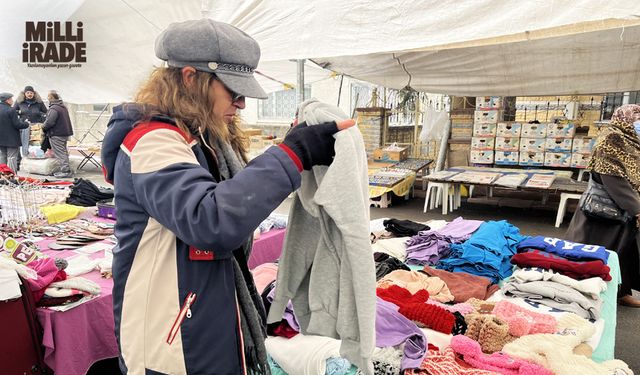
[267,99,376,375]
[503,280,602,320]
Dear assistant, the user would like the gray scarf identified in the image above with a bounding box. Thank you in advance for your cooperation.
[213,138,270,374]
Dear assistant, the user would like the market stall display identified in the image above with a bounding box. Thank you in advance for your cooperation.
[261,217,629,375]
[424,167,588,214]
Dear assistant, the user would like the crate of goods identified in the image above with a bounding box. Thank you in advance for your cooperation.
[451,124,473,139]
[495,137,520,151]
[474,110,501,124]
[496,122,522,137]
[545,138,573,152]
[470,150,494,164]
[495,151,519,165]
[471,137,495,150]
[519,152,545,166]
[546,121,576,138]
[249,135,265,150]
[373,145,409,162]
[571,153,591,168]
[544,152,572,167]
[473,123,497,137]
[476,96,502,110]
[521,123,547,138]
[519,138,546,152]
[572,137,596,154]
[242,128,263,137]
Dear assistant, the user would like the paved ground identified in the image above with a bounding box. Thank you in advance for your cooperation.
[35,165,638,373]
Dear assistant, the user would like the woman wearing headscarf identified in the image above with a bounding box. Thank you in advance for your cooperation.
[566,104,640,307]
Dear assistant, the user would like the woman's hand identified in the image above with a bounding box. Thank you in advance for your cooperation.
[280,119,357,171]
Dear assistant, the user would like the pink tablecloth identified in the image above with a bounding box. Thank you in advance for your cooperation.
[35,226,285,375]
[36,242,118,375]
[248,228,286,269]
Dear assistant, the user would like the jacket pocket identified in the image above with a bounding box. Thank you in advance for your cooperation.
[166,292,197,345]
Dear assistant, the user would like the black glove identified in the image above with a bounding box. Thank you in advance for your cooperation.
[281,121,339,170]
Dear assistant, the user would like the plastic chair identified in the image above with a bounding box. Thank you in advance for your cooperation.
[424,182,444,212]
[555,193,582,227]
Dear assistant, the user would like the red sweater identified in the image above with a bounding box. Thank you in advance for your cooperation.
[511,249,611,281]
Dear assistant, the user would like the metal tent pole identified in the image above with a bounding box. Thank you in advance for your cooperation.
[297,59,305,104]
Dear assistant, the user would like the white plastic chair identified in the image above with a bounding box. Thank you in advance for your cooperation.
[555,193,582,227]
[423,182,445,212]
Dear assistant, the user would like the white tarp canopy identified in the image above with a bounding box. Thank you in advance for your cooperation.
[2,0,640,103]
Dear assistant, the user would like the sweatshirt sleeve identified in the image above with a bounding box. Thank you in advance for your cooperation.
[600,173,640,216]
[127,127,301,255]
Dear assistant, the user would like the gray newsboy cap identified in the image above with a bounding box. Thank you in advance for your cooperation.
[155,19,268,99]
[0,92,13,102]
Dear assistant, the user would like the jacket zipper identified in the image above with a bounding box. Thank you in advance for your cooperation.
[166,292,197,345]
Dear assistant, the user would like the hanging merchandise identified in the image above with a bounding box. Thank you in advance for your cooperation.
[267,100,376,375]
[419,107,449,142]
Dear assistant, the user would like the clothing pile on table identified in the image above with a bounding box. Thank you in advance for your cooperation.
[3,256,101,308]
[259,217,632,375]
[66,178,114,207]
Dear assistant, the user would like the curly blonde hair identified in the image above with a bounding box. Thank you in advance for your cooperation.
[133,67,248,162]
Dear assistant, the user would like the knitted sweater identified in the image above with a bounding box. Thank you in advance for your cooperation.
[267,101,375,374]
[502,313,632,375]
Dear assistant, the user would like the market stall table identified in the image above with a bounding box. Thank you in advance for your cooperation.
[33,226,286,375]
[392,158,433,190]
[425,167,587,215]
[248,228,286,269]
[68,145,102,171]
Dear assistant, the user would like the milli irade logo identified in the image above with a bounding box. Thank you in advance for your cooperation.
[23,21,86,69]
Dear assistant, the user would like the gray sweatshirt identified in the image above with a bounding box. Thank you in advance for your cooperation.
[267,99,376,375]
[503,280,602,320]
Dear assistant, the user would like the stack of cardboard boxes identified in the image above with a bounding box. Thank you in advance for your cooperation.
[469,97,594,169]
[470,96,502,164]
[244,128,283,153]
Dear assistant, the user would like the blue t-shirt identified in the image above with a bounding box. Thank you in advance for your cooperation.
[517,236,609,263]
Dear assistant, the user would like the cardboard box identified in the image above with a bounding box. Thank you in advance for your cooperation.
[572,137,596,154]
[495,151,519,165]
[519,138,546,152]
[495,137,520,151]
[476,96,502,110]
[249,135,265,149]
[373,146,409,162]
[242,128,263,137]
[547,122,576,138]
[474,110,501,124]
[451,124,473,139]
[470,150,494,164]
[545,138,573,152]
[473,123,497,137]
[471,137,495,150]
[496,122,522,137]
[519,152,545,166]
[544,152,572,167]
[571,153,591,168]
[521,123,547,138]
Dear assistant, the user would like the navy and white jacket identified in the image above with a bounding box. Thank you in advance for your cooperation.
[101,105,301,375]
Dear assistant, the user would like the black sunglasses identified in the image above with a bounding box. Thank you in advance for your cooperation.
[215,77,244,102]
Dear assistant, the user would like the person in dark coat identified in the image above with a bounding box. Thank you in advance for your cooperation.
[565,104,640,307]
[42,90,74,178]
[0,92,29,172]
[13,85,47,157]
